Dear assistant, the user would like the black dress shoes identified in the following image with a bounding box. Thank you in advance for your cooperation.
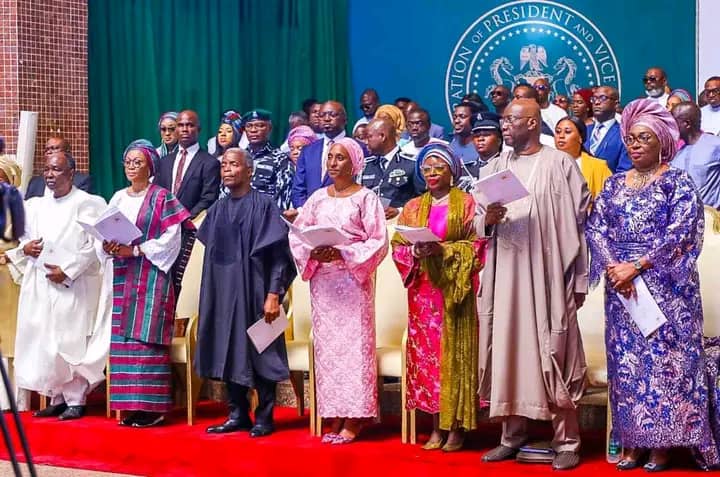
[58,405,85,421]
[206,419,253,434]
[249,424,274,438]
[33,403,67,418]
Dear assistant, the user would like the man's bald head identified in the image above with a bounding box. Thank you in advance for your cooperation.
[672,101,702,141]
[177,110,201,147]
[366,117,396,155]
[501,99,542,150]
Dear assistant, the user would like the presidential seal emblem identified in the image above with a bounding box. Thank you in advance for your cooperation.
[445,0,621,117]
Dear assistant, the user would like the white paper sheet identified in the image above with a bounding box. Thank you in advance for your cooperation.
[283,218,348,247]
[246,308,289,354]
[394,225,442,244]
[77,205,142,245]
[473,168,530,207]
[617,276,668,338]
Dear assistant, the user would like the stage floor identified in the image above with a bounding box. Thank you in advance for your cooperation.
[0,402,703,477]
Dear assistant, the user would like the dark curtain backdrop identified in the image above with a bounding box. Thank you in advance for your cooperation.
[89,0,353,199]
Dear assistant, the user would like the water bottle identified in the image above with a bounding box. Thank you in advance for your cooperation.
[607,428,622,463]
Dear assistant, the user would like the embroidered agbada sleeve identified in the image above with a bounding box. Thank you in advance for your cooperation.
[564,156,591,294]
[288,192,321,281]
[334,190,388,284]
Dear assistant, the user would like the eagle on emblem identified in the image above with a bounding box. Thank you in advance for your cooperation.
[519,44,547,73]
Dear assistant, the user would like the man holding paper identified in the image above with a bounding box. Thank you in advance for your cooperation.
[6,151,108,420]
[477,99,590,470]
[196,148,296,438]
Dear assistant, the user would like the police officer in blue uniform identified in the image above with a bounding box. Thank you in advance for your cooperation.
[360,117,424,219]
[242,109,294,210]
[456,111,503,193]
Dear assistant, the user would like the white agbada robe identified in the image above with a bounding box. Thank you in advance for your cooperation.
[6,187,109,403]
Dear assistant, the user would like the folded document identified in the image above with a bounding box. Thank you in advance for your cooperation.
[472,168,529,207]
[77,206,142,245]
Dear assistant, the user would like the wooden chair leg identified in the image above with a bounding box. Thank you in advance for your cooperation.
[39,394,47,410]
[289,370,305,416]
[410,409,416,445]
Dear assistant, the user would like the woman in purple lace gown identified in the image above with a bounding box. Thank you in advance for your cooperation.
[586,99,720,471]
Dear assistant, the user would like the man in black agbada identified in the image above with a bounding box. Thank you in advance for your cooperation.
[195,147,296,438]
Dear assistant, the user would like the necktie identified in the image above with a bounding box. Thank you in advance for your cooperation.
[589,124,604,155]
[173,149,187,194]
[380,156,388,172]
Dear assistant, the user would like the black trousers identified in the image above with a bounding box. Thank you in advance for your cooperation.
[226,375,277,428]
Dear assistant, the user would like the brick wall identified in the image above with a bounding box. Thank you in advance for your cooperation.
[0,0,88,174]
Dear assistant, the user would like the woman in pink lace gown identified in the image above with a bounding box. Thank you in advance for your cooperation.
[289,138,388,444]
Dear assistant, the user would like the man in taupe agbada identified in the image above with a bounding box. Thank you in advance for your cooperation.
[475,99,590,471]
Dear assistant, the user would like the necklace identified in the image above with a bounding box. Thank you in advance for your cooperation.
[127,184,150,197]
[630,164,661,189]
[329,183,355,198]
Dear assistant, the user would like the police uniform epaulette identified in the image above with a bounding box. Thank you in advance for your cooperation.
[398,151,416,161]
[364,155,379,163]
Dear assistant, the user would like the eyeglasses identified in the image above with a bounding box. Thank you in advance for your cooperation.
[642,75,661,83]
[499,115,532,125]
[534,84,549,91]
[706,87,720,97]
[123,159,145,168]
[623,132,654,146]
[160,126,176,133]
[319,111,342,118]
[489,91,505,97]
[590,94,615,104]
[420,165,449,175]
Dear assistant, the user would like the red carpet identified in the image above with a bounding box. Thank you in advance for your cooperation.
[0,402,703,477]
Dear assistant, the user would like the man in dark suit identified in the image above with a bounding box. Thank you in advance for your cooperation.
[25,136,93,199]
[154,109,220,293]
[154,110,220,218]
[585,86,631,173]
[290,101,349,209]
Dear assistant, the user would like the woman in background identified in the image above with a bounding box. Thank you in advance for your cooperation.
[155,112,179,158]
[212,110,244,159]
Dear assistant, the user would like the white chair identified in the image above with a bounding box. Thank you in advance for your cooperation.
[285,277,317,434]
[374,224,412,443]
[700,206,720,336]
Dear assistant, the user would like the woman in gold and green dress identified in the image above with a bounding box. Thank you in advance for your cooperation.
[0,155,22,362]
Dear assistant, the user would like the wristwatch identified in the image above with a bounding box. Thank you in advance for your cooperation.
[632,259,643,272]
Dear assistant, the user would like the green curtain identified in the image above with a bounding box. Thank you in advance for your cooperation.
[88,0,353,199]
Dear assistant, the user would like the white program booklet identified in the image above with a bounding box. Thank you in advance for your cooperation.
[33,241,74,270]
[283,218,348,247]
[77,206,142,245]
[617,276,668,338]
[473,168,530,207]
[394,225,441,244]
[247,308,290,354]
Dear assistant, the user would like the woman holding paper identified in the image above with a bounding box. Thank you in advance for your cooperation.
[289,137,388,444]
[104,139,190,428]
[391,143,487,452]
[553,116,611,201]
[586,100,716,471]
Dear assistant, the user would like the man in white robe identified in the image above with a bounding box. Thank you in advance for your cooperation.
[6,152,109,420]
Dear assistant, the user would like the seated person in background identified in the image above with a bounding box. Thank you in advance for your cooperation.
[353,123,369,146]
[361,118,423,219]
[280,111,309,153]
[25,135,93,199]
[374,104,408,146]
[665,89,692,112]
[207,109,249,154]
[450,101,482,163]
[211,110,244,159]
[456,111,502,193]
[401,101,445,141]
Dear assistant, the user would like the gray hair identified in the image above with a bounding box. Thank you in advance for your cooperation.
[223,147,253,168]
[288,111,308,122]
[48,150,76,171]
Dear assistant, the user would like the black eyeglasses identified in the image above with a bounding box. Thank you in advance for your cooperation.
[160,126,176,133]
[534,84,549,91]
[590,95,615,104]
[623,132,654,146]
[706,87,720,97]
[643,75,661,83]
[489,91,505,97]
